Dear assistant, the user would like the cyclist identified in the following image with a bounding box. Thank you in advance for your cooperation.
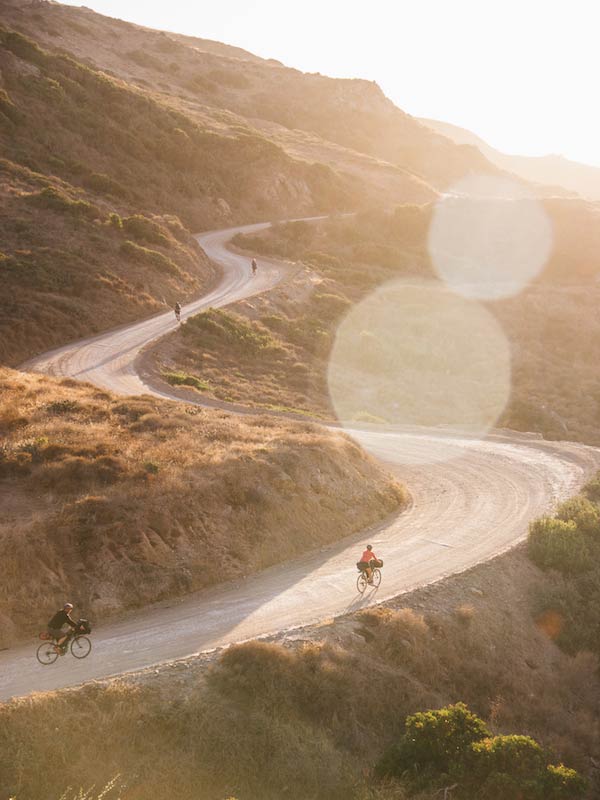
[47,603,77,654]
[251,258,257,275]
[174,301,182,322]
[357,544,380,584]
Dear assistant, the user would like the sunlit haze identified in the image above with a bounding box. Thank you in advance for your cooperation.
[60,0,600,166]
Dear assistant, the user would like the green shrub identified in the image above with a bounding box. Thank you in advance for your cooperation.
[25,186,100,220]
[583,475,600,502]
[542,763,587,799]
[120,241,179,275]
[45,399,81,416]
[83,172,128,199]
[122,215,170,247]
[108,213,123,230]
[184,309,283,357]
[163,371,209,391]
[556,495,600,537]
[527,517,590,574]
[376,705,585,799]
[470,735,544,780]
[376,703,489,779]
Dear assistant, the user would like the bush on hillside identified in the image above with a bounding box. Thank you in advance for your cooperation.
[375,703,489,780]
[120,240,179,275]
[555,495,600,537]
[25,186,100,220]
[376,705,586,799]
[83,172,129,199]
[527,517,590,575]
[163,371,209,391]
[122,215,171,247]
[184,309,284,357]
[583,474,600,503]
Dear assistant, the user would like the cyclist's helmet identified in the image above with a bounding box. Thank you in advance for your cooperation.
[366,544,372,551]
[64,603,74,610]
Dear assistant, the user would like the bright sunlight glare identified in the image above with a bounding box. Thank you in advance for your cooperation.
[60,0,600,167]
[327,280,512,464]
[428,176,553,301]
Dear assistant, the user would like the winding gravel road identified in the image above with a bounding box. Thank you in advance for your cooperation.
[3,222,599,702]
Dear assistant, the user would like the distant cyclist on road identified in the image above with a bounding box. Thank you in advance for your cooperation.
[174,301,182,323]
[251,258,257,276]
[47,603,77,654]
[357,544,381,585]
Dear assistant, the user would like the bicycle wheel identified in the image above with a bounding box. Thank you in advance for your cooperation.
[356,571,368,593]
[37,642,59,665]
[71,635,92,659]
[371,568,382,588]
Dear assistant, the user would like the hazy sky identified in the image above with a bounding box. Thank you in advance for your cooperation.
[62,0,600,166]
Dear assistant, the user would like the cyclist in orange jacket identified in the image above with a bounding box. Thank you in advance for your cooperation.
[357,544,379,584]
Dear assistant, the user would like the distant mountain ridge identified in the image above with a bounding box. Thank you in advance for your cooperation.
[421,117,600,200]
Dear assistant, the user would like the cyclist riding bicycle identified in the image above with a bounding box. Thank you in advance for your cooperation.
[174,302,182,322]
[47,603,77,654]
[251,258,257,275]
[357,544,381,585]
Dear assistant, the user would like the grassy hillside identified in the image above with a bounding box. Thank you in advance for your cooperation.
[0,367,405,648]
[1,537,597,800]
[1,0,500,197]
[153,204,600,443]
[0,22,363,364]
[0,157,216,365]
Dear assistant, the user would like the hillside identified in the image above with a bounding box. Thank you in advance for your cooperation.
[149,201,600,445]
[0,366,406,648]
[0,21,365,364]
[1,0,503,197]
[2,537,598,800]
[422,116,600,200]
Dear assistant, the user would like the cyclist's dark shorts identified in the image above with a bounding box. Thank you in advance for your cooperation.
[48,627,64,639]
[357,561,370,571]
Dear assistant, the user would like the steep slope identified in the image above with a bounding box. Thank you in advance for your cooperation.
[1,0,500,196]
[0,23,361,364]
[422,116,600,200]
[0,366,405,648]
[173,202,600,446]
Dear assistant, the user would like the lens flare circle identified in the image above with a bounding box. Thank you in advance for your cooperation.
[327,280,511,464]
[428,175,553,300]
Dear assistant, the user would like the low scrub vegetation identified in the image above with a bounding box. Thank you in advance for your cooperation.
[0,367,405,647]
[0,158,212,365]
[120,239,180,275]
[527,475,600,659]
[221,203,600,442]
[2,547,597,799]
[0,21,361,364]
[150,303,331,415]
[376,703,585,798]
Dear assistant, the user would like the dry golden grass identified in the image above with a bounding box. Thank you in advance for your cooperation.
[0,367,405,647]
[1,550,597,800]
